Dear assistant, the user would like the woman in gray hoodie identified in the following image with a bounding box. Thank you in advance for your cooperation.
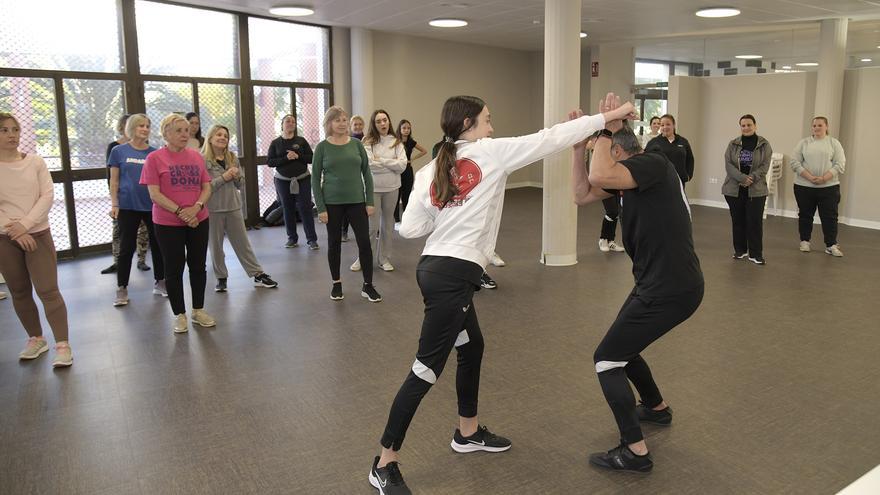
[202,125,278,292]
[722,114,772,265]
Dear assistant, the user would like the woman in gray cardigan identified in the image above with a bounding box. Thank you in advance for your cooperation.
[202,125,278,292]
[723,114,772,265]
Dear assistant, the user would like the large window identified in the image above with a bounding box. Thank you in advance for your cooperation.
[249,18,330,83]
[0,76,62,170]
[63,79,126,169]
[635,62,669,85]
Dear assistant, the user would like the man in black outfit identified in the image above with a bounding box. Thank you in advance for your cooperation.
[570,95,704,473]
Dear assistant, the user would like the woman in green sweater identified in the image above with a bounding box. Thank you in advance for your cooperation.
[312,106,381,302]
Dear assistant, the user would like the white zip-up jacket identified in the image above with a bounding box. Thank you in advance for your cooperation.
[399,113,606,268]
[365,134,407,192]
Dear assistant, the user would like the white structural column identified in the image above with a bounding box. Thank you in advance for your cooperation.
[350,28,374,118]
[541,0,582,266]
[814,18,848,129]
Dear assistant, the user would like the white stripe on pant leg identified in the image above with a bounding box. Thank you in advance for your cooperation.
[604,215,614,222]
[454,330,470,347]
[595,360,628,373]
[412,359,437,384]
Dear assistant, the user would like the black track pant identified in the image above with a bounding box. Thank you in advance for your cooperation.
[154,221,209,315]
[117,209,164,287]
[380,269,484,450]
[594,284,703,445]
[725,189,766,257]
[394,165,414,222]
[793,184,840,247]
[324,203,373,284]
[599,196,620,241]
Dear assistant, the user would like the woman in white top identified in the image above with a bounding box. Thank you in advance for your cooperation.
[354,110,406,272]
[790,116,846,256]
[367,94,635,494]
[638,116,660,149]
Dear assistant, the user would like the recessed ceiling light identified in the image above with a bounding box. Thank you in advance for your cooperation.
[796,62,819,67]
[580,32,588,39]
[861,58,873,62]
[782,65,792,69]
[695,7,741,18]
[429,18,468,28]
[735,55,762,59]
[269,5,314,16]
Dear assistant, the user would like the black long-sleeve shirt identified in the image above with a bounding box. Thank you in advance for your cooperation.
[267,135,313,179]
[645,134,694,183]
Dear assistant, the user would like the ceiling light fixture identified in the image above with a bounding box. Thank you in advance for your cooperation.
[796,62,819,67]
[268,5,314,16]
[695,7,741,18]
[782,65,792,69]
[429,18,468,28]
[861,58,873,62]
[735,55,762,59]
[580,32,588,39]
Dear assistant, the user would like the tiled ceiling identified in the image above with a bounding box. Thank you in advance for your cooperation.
[179,0,880,60]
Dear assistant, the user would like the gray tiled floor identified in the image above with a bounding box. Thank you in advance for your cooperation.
[1,187,878,494]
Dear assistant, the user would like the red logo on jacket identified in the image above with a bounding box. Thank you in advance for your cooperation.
[431,158,483,208]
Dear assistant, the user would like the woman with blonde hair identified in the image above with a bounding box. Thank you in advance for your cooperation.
[311,106,379,302]
[141,113,214,333]
[0,112,72,367]
[202,125,277,292]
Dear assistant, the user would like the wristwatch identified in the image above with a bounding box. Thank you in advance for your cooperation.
[596,129,613,140]
[195,201,204,210]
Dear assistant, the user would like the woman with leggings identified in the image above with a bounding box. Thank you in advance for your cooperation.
[0,112,72,367]
[368,95,634,494]
[311,106,380,303]
[583,134,625,253]
[141,114,214,334]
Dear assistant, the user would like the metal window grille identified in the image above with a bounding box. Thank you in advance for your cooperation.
[197,83,241,154]
[144,81,194,146]
[63,79,126,169]
[0,76,62,170]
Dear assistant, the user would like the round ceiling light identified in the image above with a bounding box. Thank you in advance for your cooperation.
[735,55,762,59]
[580,32,588,39]
[269,5,314,16]
[429,18,468,28]
[796,62,819,67]
[695,7,741,18]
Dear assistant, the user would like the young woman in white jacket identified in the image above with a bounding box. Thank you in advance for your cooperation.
[352,110,406,272]
[367,94,636,495]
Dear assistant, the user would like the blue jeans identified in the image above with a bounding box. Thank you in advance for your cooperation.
[274,176,318,244]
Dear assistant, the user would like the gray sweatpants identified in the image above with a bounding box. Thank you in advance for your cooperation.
[209,209,264,279]
[370,190,398,266]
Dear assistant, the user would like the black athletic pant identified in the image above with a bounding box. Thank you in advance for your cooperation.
[724,188,765,257]
[381,266,485,450]
[793,184,840,247]
[594,284,703,445]
[117,209,164,287]
[154,221,209,315]
[394,165,414,222]
[600,196,620,241]
[325,203,373,284]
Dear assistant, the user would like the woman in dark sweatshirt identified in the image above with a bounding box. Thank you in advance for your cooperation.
[645,114,694,186]
[267,114,318,249]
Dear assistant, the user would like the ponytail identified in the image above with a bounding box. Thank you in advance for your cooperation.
[432,96,486,207]
[433,139,458,206]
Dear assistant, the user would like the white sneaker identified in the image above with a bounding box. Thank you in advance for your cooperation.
[113,287,129,307]
[350,259,361,272]
[607,240,625,252]
[394,222,401,231]
[799,241,811,252]
[490,253,506,267]
[380,262,395,272]
[19,336,49,360]
[191,308,216,328]
[0,290,7,300]
[153,279,168,297]
[824,244,843,257]
[52,342,73,368]
[173,314,188,334]
[598,239,611,252]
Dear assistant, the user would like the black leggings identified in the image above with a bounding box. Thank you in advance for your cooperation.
[594,285,703,445]
[600,196,619,241]
[394,165,414,222]
[325,203,373,284]
[793,184,840,247]
[154,221,209,315]
[381,268,484,450]
[117,209,164,287]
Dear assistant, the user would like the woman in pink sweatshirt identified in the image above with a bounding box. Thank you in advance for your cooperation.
[0,112,72,367]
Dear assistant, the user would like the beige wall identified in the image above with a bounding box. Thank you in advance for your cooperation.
[331,27,351,112]
[669,72,818,216]
[839,67,880,226]
[589,44,635,111]
[369,31,543,186]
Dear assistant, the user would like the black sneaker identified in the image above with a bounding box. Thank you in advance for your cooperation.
[732,252,748,259]
[285,240,299,248]
[137,261,151,271]
[361,283,382,303]
[308,241,319,250]
[330,282,344,301]
[479,272,497,290]
[254,273,278,288]
[214,278,227,293]
[101,263,117,274]
[450,425,511,453]
[368,456,411,495]
[748,256,766,265]
[636,402,673,426]
[588,442,653,473]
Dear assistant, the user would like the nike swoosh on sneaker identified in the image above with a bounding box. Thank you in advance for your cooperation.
[467,439,485,446]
